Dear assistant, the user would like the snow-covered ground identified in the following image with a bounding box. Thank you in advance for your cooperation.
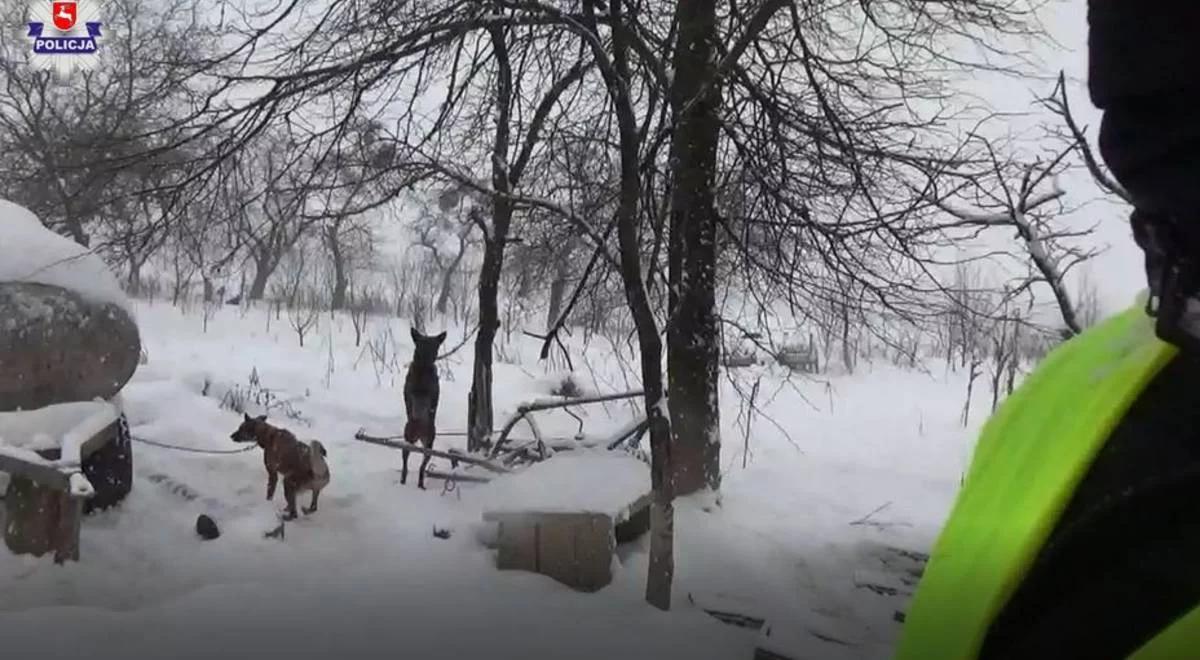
[0,300,994,659]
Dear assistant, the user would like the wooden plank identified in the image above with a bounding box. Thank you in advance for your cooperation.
[77,420,119,462]
[353,432,510,474]
[535,516,575,587]
[490,511,615,592]
[0,453,69,491]
[53,492,83,564]
[4,476,64,557]
[514,390,645,415]
[423,469,492,484]
[569,513,614,592]
[614,497,651,543]
[495,520,539,573]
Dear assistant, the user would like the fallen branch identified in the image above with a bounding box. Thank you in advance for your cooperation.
[850,501,892,526]
[703,608,766,630]
[353,430,511,474]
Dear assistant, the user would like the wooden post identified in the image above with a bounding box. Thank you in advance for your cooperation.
[53,492,83,564]
[4,475,66,559]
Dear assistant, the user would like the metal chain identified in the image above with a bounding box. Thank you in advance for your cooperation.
[130,435,257,455]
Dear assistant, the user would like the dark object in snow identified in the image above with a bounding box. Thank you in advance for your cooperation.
[0,282,141,412]
[432,526,451,540]
[894,610,906,623]
[613,498,651,544]
[81,413,134,514]
[687,592,766,631]
[196,514,220,540]
[701,608,765,630]
[857,582,902,597]
[264,519,286,540]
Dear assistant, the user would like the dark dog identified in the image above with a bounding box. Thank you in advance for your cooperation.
[230,413,330,520]
[403,327,445,489]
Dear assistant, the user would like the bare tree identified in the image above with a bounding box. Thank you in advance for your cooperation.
[228,135,327,301]
[289,290,321,348]
[928,135,1100,337]
[413,192,478,316]
[0,0,214,246]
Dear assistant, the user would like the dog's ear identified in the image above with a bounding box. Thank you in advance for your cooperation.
[410,326,422,343]
[434,331,447,345]
[244,412,252,423]
[255,414,267,422]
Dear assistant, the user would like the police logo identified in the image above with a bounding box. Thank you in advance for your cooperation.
[26,0,102,75]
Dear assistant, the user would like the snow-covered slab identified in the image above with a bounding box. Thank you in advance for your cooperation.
[0,401,118,456]
[482,451,650,521]
[0,400,117,493]
[0,198,132,314]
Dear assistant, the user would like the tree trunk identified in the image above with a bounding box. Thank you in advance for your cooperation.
[62,213,89,248]
[545,240,575,332]
[469,237,505,452]
[126,256,143,297]
[841,300,854,374]
[248,253,275,301]
[436,234,469,315]
[582,0,674,611]
[326,225,349,311]
[467,25,514,454]
[666,0,722,496]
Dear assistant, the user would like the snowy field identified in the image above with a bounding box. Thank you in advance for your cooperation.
[0,299,994,660]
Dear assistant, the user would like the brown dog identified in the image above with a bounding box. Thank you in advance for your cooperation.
[230,413,330,520]
[403,328,445,490]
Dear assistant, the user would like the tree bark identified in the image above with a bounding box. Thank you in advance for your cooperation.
[545,239,576,332]
[666,0,722,496]
[468,24,515,454]
[126,257,143,297]
[436,231,469,315]
[326,225,350,311]
[579,0,675,611]
[247,251,276,301]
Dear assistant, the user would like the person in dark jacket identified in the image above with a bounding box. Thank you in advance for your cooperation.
[1090,2,1200,348]
[897,4,1200,658]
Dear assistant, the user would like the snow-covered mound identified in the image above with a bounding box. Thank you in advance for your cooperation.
[483,451,650,519]
[0,199,131,313]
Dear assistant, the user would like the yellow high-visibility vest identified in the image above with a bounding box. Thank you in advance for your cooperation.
[896,304,1200,659]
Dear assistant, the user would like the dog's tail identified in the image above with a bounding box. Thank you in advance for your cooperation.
[309,440,330,479]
